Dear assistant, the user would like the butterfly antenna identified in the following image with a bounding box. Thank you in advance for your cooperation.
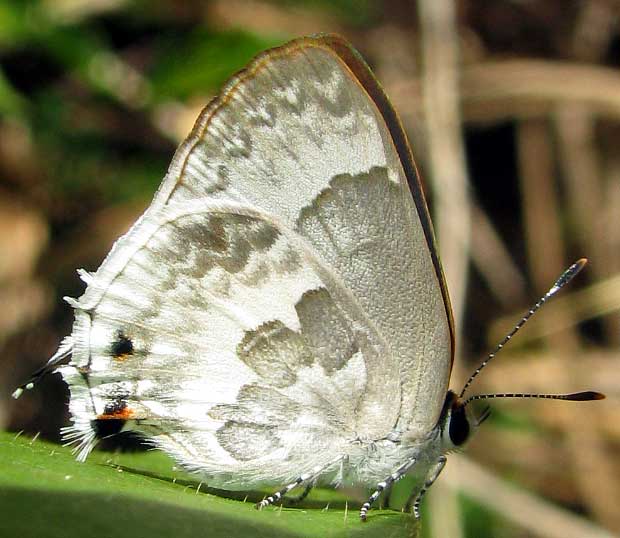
[459,258,588,399]
[464,391,604,406]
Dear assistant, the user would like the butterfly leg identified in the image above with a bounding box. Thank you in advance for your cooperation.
[359,457,417,521]
[286,483,314,505]
[256,463,331,511]
[409,455,447,519]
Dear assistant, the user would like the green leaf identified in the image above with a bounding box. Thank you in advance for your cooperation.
[149,30,285,101]
[0,431,419,537]
[0,66,26,115]
[0,0,31,48]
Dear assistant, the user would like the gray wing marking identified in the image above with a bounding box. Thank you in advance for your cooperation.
[236,320,313,388]
[210,383,302,425]
[209,283,370,462]
[297,168,452,434]
[211,384,300,462]
[215,422,280,463]
[295,287,360,374]
[154,45,389,223]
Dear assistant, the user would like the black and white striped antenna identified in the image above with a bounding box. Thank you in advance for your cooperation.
[459,258,605,404]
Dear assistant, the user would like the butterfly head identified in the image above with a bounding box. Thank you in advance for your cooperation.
[439,390,489,451]
[437,259,604,453]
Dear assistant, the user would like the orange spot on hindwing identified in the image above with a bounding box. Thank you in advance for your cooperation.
[97,401,135,421]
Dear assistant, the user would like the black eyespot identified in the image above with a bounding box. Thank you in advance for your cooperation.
[449,405,470,447]
[91,418,125,438]
[111,331,134,359]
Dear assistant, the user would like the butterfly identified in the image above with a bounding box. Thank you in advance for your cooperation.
[14,34,604,521]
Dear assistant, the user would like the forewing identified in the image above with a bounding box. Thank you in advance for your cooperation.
[151,36,454,434]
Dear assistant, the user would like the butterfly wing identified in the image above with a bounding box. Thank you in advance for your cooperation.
[60,35,454,484]
[159,35,454,434]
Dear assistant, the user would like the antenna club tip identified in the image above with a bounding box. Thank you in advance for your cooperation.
[574,258,588,271]
[569,390,605,401]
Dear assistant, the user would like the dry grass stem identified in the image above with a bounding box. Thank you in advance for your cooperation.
[389,60,620,125]
[418,0,471,337]
[444,455,618,538]
[470,204,527,307]
[517,114,619,527]
[417,0,468,532]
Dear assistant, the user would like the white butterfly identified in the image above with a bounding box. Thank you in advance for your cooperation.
[15,34,603,521]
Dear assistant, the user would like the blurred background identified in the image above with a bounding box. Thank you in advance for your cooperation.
[1,1,619,537]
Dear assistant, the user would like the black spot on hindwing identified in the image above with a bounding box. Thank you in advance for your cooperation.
[91,418,125,438]
[110,331,134,360]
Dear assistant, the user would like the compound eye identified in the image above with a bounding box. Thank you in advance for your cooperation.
[449,404,470,447]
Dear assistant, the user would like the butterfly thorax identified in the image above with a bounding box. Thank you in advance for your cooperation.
[331,422,442,489]
[339,390,477,485]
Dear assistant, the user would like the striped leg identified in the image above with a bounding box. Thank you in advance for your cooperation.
[256,463,330,511]
[412,455,447,519]
[287,483,314,505]
[359,457,417,521]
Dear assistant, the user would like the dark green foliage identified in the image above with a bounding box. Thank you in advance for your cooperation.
[0,431,418,537]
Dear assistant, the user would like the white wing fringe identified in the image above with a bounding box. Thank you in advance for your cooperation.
[61,422,97,462]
